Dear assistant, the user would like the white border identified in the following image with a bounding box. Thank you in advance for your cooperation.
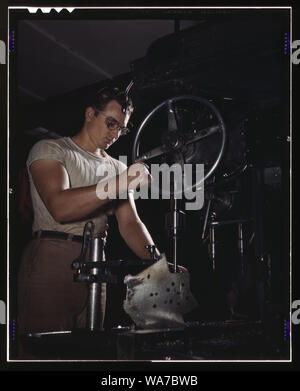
[7,6,292,9]
[7,5,10,365]
[6,5,293,364]
[289,6,293,366]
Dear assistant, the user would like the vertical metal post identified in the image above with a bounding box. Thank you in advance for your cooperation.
[86,236,103,331]
[173,197,178,273]
[209,223,216,271]
[202,198,212,240]
[238,223,244,276]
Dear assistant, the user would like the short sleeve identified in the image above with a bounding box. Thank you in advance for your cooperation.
[114,159,128,175]
[27,139,66,168]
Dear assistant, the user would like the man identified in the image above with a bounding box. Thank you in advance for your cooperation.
[17,86,161,354]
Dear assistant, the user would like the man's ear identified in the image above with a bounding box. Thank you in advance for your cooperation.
[85,107,94,122]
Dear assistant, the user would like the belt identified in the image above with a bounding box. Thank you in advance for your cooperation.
[33,230,84,243]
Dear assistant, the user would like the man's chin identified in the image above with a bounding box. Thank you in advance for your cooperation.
[101,142,111,150]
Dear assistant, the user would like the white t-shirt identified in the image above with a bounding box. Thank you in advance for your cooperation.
[26,137,127,236]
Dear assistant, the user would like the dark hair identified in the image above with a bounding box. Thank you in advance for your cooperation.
[87,86,134,116]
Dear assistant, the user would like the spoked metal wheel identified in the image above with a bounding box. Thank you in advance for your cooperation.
[132,95,226,195]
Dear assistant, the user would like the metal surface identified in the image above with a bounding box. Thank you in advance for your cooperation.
[123,255,198,329]
[165,199,186,273]
[86,237,104,330]
[22,319,288,360]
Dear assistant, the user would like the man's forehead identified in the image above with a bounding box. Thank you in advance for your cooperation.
[105,100,124,118]
[105,100,129,126]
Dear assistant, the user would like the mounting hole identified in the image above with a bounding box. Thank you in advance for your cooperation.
[169,299,173,304]
[153,304,157,308]
[147,274,151,279]
[171,282,175,286]
[150,293,153,297]
[155,292,158,296]
[166,288,170,292]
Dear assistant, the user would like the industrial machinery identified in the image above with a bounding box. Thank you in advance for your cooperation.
[21,15,289,360]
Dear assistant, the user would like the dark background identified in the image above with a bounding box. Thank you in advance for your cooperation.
[6,7,292,361]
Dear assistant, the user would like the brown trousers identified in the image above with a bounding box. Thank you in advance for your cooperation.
[17,237,106,357]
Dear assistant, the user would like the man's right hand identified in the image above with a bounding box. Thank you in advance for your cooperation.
[126,162,152,191]
[96,161,152,200]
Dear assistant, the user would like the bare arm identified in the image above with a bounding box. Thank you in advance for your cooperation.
[29,159,116,223]
[29,159,152,224]
[114,192,160,260]
[114,187,188,273]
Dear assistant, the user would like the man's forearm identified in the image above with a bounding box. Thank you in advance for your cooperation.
[50,174,128,223]
[49,184,109,223]
[118,219,159,260]
[49,165,150,223]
